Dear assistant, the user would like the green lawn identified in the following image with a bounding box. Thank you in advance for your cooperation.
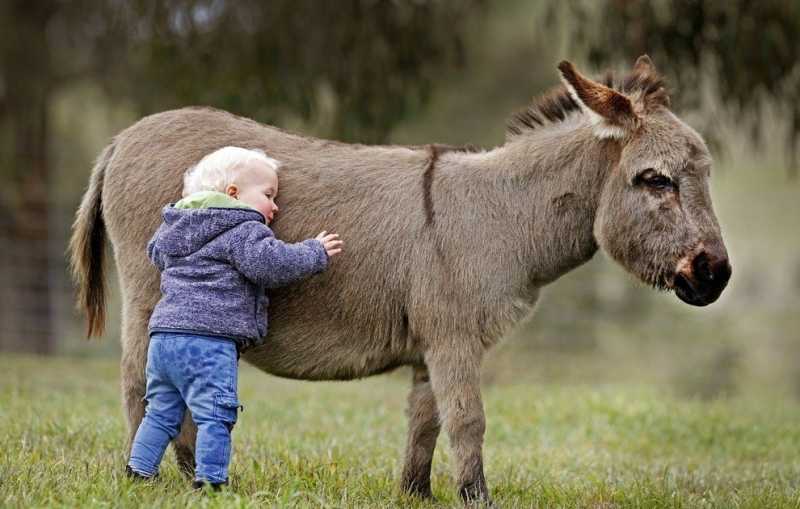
[2,355,799,508]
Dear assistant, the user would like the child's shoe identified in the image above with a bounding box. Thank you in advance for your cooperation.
[192,479,228,492]
[125,464,157,481]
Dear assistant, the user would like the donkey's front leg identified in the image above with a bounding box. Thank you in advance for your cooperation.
[426,346,491,505]
[400,364,441,499]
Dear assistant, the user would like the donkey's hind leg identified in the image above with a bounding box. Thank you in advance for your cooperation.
[120,304,151,458]
[172,413,197,475]
[400,364,441,499]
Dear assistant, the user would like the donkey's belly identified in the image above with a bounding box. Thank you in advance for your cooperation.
[243,321,420,381]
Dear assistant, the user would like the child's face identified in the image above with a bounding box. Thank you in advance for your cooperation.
[227,160,279,223]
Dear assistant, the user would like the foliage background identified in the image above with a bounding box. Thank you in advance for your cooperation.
[1,0,798,403]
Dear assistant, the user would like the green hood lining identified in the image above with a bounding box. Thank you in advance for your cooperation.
[174,191,256,211]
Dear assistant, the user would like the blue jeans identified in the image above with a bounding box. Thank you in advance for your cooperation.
[128,332,240,483]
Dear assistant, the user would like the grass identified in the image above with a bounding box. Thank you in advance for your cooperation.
[2,355,800,508]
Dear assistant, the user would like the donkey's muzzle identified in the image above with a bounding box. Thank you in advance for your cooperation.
[674,250,732,306]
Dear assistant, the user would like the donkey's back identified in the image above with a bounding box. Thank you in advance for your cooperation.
[90,107,433,380]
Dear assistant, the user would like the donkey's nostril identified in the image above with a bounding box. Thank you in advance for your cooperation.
[676,250,730,306]
[692,252,713,282]
[713,259,732,287]
[692,250,731,291]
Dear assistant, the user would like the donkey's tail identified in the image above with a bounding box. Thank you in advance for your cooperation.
[69,140,115,338]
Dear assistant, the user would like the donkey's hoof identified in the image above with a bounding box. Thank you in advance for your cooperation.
[464,498,497,509]
[459,482,494,507]
[401,479,436,500]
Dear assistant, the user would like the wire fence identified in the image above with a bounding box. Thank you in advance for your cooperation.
[0,201,78,353]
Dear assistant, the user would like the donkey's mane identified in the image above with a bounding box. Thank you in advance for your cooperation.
[506,67,668,138]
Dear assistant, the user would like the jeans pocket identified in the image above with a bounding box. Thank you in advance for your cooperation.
[213,394,240,429]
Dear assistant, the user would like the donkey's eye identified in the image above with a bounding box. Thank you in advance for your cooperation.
[635,169,676,191]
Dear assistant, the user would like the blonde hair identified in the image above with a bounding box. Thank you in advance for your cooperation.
[182,146,280,196]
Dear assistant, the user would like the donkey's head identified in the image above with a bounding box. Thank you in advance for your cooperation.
[561,56,731,306]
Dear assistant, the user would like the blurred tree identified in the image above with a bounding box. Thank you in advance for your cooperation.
[575,0,800,176]
[0,0,57,353]
[102,0,478,143]
[0,0,480,352]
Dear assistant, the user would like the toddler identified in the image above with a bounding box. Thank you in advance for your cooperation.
[126,146,342,488]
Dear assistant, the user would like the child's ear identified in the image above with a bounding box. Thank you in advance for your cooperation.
[225,184,239,199]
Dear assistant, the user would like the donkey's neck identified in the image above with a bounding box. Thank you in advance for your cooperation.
[446,122,620,288]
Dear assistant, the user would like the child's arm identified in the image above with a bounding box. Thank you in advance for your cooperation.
[146,223,167,271]
[226,222,332,289]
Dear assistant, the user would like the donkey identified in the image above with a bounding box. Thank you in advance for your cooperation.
[70,56,730,504]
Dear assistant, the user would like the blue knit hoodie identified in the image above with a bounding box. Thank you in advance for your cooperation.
[147,191,328,351]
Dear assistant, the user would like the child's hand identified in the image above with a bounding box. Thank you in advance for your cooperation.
[315,231,343,257]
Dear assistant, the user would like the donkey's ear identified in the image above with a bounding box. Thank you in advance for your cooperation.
[633,54,657,75]
[558,60,639,139]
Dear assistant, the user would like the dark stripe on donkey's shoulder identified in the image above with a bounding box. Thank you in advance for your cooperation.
[421,143,479,226]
